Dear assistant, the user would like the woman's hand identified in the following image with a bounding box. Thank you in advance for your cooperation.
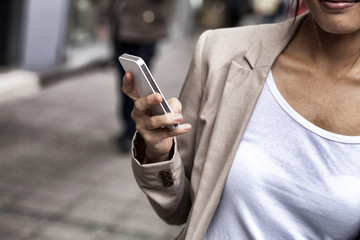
[122,72,192,163]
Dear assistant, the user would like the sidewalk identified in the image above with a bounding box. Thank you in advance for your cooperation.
[0,35,197,240]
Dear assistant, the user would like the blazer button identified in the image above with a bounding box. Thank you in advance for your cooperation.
[163,180,174,187]
[159,169,172,177]
[159,170,174,187]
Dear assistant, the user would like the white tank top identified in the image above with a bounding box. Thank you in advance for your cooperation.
[204,71,360,240]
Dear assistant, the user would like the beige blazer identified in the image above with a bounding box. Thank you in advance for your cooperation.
[131,15,307,240]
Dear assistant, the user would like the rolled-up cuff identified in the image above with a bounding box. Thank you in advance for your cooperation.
[131,132,182,189]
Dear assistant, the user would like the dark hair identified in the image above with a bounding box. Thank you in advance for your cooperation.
[284,0,300,20]
[284,0,301,33]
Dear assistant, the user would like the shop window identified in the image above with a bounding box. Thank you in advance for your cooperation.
[67,0,103,47]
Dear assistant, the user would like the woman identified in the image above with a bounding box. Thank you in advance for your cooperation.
[122,0,360,239]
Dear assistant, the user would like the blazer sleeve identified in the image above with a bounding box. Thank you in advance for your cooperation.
[130,31,210,225]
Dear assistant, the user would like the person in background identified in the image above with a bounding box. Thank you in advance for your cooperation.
[253,0,287,23]
[123,0,360,239]
[98,0,172,152]
[226,0,249,27]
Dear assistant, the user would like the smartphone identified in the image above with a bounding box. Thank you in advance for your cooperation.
[119,53,178,130]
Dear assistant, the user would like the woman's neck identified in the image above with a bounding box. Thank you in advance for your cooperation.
[294,16,360,78]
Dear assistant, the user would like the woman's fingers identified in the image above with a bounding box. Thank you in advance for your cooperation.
[167,98,182,113]
[133,96,185,130]
[122,72,140,100]
[122,72,190,136]
[133,93,162,115]
[145,112,183,130]
[141,123,192,143]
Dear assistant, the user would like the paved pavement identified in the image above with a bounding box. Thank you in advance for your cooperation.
[0,35,197,240]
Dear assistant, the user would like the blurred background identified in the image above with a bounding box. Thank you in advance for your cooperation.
[0,0,293,239]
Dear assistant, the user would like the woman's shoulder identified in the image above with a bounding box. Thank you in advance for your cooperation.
[195,16,305,68]
[211,21,289,41]
[196,21,289,66]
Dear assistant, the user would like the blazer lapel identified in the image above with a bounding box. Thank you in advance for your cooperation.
[186,62,268,239]
[205,14,307,171]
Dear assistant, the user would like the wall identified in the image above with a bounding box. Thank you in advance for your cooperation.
[21,0,69,71]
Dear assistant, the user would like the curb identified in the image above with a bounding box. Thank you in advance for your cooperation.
[0,70,41,104]
[0,57,110,105]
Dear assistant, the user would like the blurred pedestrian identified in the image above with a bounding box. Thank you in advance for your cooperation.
[226,0,249,27]
[253,0,286,23]
[98,0,172,152]
[122,0,360,239]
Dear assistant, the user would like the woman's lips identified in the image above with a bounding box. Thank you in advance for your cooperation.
[320,0,358,11]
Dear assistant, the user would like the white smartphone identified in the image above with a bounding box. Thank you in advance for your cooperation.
[119,53,178,130]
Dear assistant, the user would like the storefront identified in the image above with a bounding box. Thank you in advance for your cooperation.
[0,0,108,72]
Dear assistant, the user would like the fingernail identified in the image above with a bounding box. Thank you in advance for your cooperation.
[152,94,161,103]
[174,114,183,123]
[183,124,191,131]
